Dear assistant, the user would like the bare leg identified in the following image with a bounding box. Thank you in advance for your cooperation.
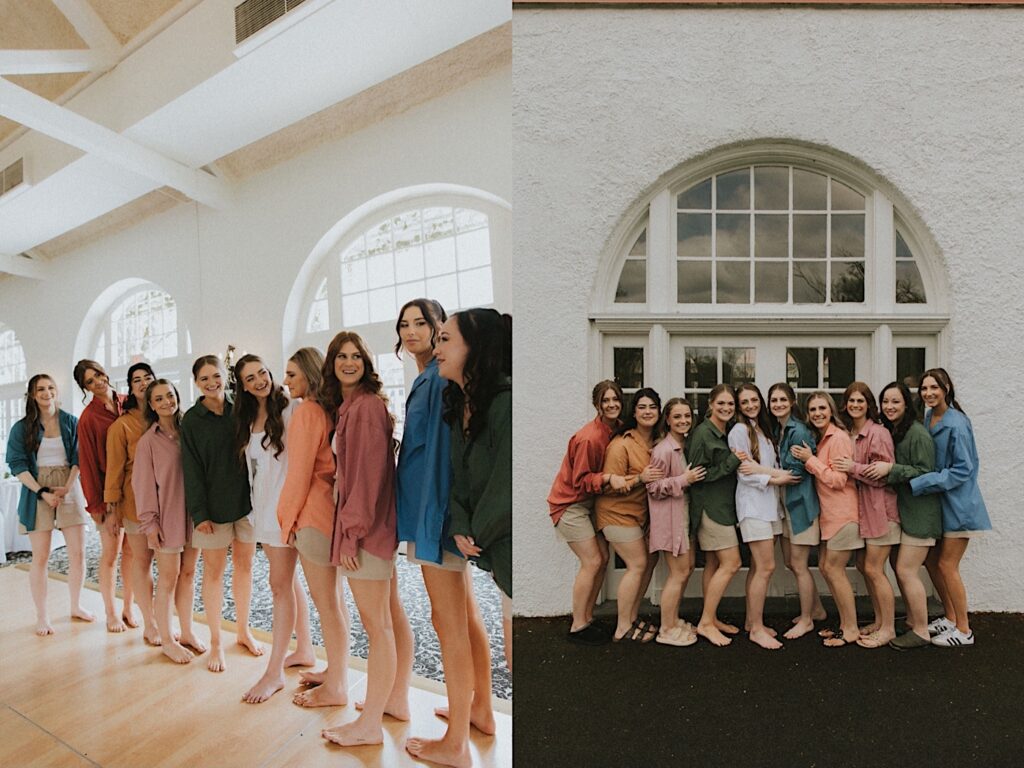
[98,523,126,632]
[567,536,609,631]
[857,544,896,647]
[322,577,394,746]
[701,549,739,635]
[126,532,158,643]
[231,540,263,656]
[293,558,348,707]
[177,546,205,653]
[895,544,930,640]
[284,570,317,667]
[360,570,412,718]
[697,546,741,646]
[746,539,781,650]
[154,552,192,664]
[781,539,819,639]
[937,538,971,633]
[120,532,138,627]
[855,550,881,635]
[201,547,228,671]
[820,548,859,645]
[608,538,652,640]
[925,542,954,623]
[243,546,297,703]
[659,551,694,632]
[28,530,55,635]
[60,524,95,622]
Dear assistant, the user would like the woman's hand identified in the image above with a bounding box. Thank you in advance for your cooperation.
[737,461,758,476]
[790,442,812,463]
[454,534,482,558]
[639,464,665,483]
[53,487,69,500]
[732,449,750,462]
[195,520,215,535]
[146,532,161,550]
[831,456,854,473]
[685,464,707,484]
[769,472,801,486]
[863,461,893,481]
[40,490,60,509]
[608,474,629,492]
[103,508,122,536]
[337,555,359,571]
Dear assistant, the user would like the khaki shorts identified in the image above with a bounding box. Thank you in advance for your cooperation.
[555,499,597,543]
[340,549,395,581]
[944,529,983,539]
[900,531,936,548]
[865,520,901,547]
[739,517,782,543]
[407,541,467,572]
[191,516,255,550]
[825,521,865,551]
[294,527,333,567]
[601,524,644,543]
[697,513,739,552]
[19,466,90,534]
[782,514,821,546]
[122,517,142,535]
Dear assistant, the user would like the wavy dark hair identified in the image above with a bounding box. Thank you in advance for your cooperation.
[123,362,156,412]
[233,354,289,464]
[318,331,391,420]
[143,379,183,429]
[920,367,964,414]
[440,309,512,440]
[839,381,880,431]
[22,374,58,456]
[612,387,662,439]
[735,383,776,463]
[656,397,693,444]
[73,358,115,407]
[766,382,804,439]
[878,381,918,446]
[394,298,447,357]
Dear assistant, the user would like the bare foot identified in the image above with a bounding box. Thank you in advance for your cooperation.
[784,618,816,640]
[242,673,284,704]
[697,623,732,647]
[284,650,316,668]
[236,630,264,657]
[406,737,472,768]
[71,608,96,622]
[207,645,226,673]
[321,719,384,747]
[106,614,126,633]
[299,668,327,686]
[856,630,896,649]
[859,623,880,636]
[179,634,207,655]
[749,626,784,650]
[35,620,54,636]
[435,706,497,735]
[161,641,193,664]
[143,627,163,646]
[714,619,740,635]
[354,698,411,722]
[745,622,777,637]
[293,684,348,708]
[121,608,139,629]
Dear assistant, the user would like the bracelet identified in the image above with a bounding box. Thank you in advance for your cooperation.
[37,486,52,496]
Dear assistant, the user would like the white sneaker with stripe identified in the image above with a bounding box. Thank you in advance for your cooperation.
[927,616,955,637]
[931,628,974,647]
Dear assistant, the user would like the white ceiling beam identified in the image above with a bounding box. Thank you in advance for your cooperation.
[0,78,232,208]
[50,0,120,54]
[0,49,116,75]
[0,253,51,280]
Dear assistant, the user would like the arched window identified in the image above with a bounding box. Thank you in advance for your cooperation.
[288,186,512,439]
[0,324,28,476]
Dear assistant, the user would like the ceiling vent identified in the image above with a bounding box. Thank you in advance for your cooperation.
[235,0,308,45]
[1,158,24,198]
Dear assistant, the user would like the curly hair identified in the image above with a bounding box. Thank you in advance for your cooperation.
[22,374,57,456]
[878,381,918,445]
[233,354,289,464]
[441,308,512,440]
[394,298,447,358]
[317,331,391,420]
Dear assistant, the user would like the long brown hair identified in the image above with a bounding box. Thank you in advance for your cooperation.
[73,358,116,408]
[317,331,390,420]
[23,374,57,456]
[839,381,879,430]
[143,379,183,429]
[233,354,288,464]
[394,298,447,357]
[735,383,775,463]
[920,367,964,413]
[766,382,803,439]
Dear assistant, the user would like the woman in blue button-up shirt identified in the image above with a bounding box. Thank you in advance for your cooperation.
[910,368,991,647]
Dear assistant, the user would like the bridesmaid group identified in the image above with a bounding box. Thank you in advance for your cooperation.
[6,299,511,767]
[549,369,990,650]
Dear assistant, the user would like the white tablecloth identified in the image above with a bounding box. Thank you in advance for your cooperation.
[1,478,65,563]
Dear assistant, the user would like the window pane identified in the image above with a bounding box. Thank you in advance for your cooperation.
[723,348,755,385]
[688,393,710,421]
[754,214,787,259]
[454,208,488,232]
[458,266,494,307]
[716,261,750,304]
[793,214,826,259]
[369,286,397,323]
[793,169,827,210]
[716,214,749,259]
[422,207,454,241]
[831,178,864,210]
[613,348,644,390]
[630,228,647,256]
[395,245,425,282]
[831,214,865,259]
[677,260,712,303]
[343,292,369,326]
[341,258,367,294]
[677,214,711,258]
[456,228,491,270]
[754,261,788,303]
[393,210,422,249]
[425,273,459,311]
[793,261,826,303]
[896,261,927,304]
[716,169,750,210]
[685,347,717,390]
[824,348,856,389]
[615,260,646,303]
[424,237,457,277]
[832,261,865,303]
[786,348,818,389]
[677,178,711,210]
[897,348,927,389]
[896,230,914,260]
[754,166,789,210]
[367,251,395,290]
[395,280,427,309]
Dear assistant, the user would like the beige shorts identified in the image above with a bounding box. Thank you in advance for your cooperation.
[407,541,467,572]
[944,529,983,539]
[697,512,739,552]
[294,527,333,567]
[122,517,143,535]
[155,544,186,555]
[900,531,937,548]
[340,549,395,581]
[865,520,901,547]
[601,524,644,543]
[782,514,821,546]
[739,517,782,543]
[825,521,865,551]
[19,466,90,534]
[191,516,255,550]
[555,499,597,543]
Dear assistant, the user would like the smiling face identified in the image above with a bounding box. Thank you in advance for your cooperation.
[434,316,468,386]
[284,360,307,400]
[129,368,155,400]
[240,361,273,400]
[738,388,761,421]
[667,402,693,438]
[881,387,906,423]
[768,388,793,421]
[634,396,660,429]
[32,377,58,411]
[709,390,735,425]
[82,367,111,398]
[845,390,868,421]
[807,396,833,431]
[919,376,946,410]
[597,386,622,423]
[194,363,225,401]
[399,305,435,359]
[334,342,366,392]
[148,383,178,419]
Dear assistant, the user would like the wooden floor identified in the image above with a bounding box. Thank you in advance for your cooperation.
[0,568,510,768]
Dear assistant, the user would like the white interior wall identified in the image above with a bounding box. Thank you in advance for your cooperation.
[513,8,1024,615]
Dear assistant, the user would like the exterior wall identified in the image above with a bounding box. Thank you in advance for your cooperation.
[0,68,511,405]
[513,8,1024,614]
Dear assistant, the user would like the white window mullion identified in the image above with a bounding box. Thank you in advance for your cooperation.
[872,191,896,313]
[648,191,672,313]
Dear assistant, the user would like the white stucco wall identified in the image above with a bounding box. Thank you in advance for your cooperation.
[513,8,1024,615]
[0,68,511,403]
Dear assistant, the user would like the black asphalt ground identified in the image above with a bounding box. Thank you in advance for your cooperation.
[513,600,1024,767]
